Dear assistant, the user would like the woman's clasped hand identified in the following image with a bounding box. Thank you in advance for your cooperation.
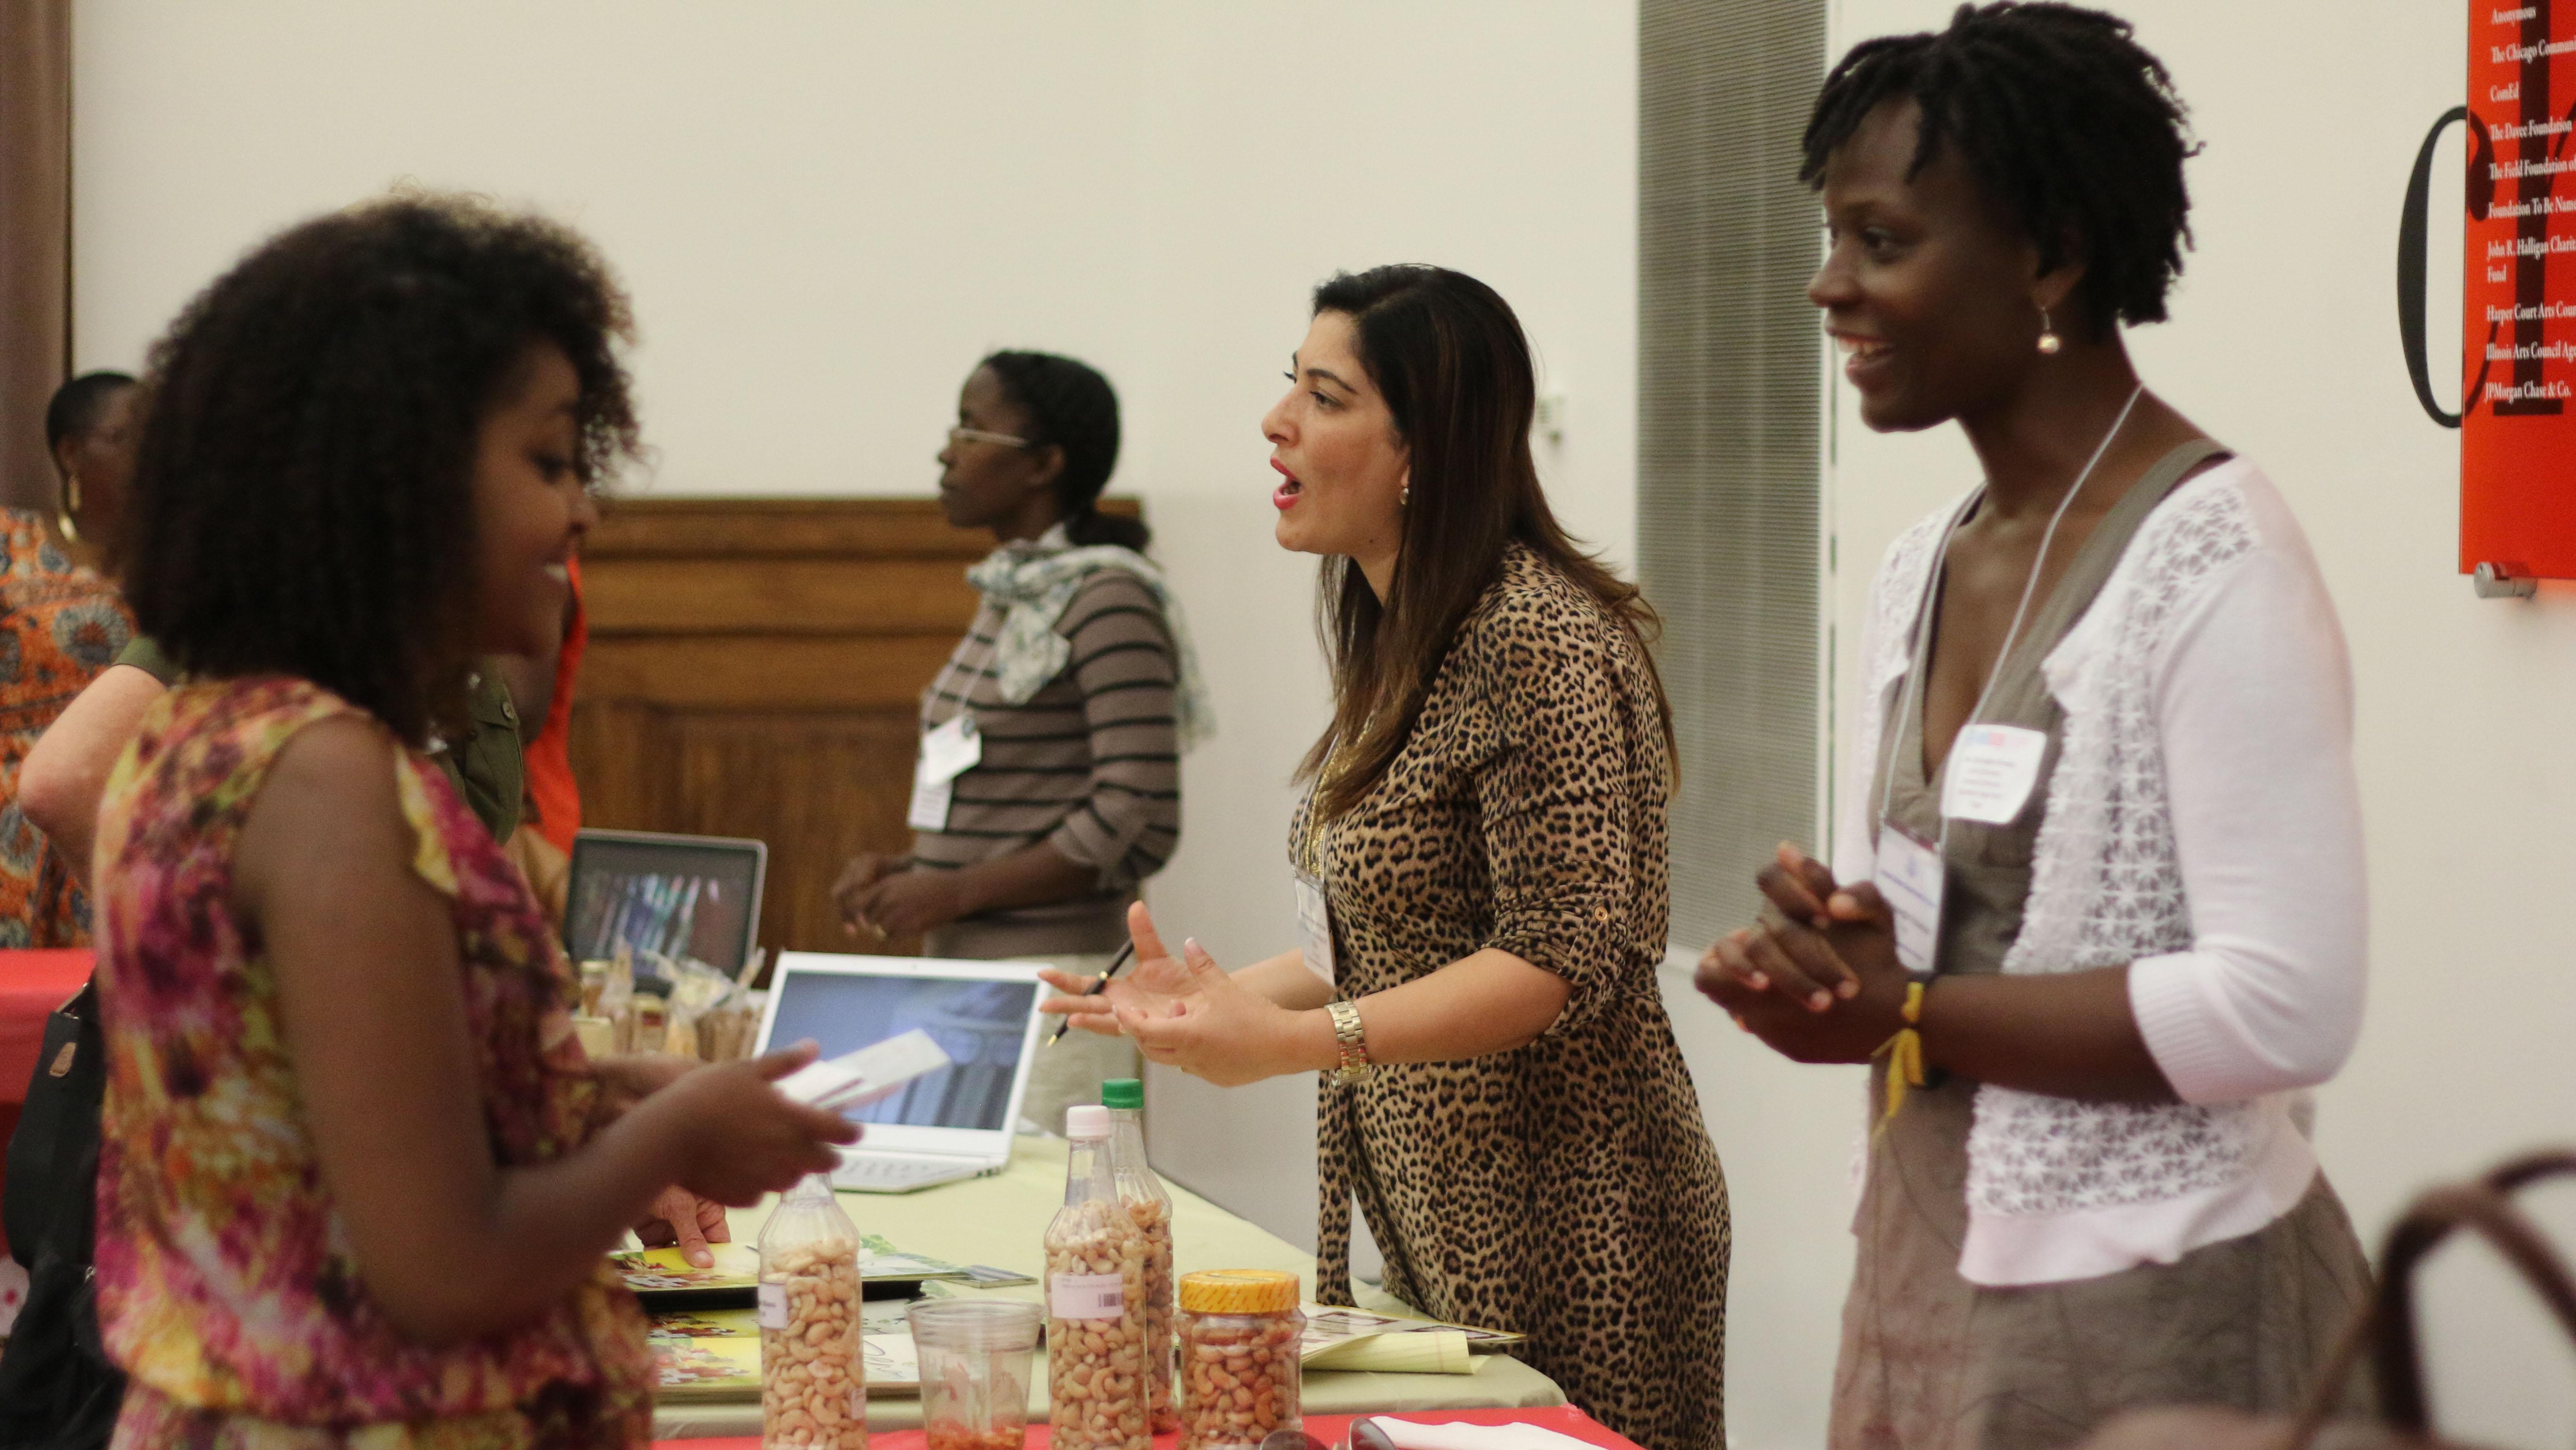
[832,850,965,940]
[1038,901,1327,1087]
[1697,843,1911,1065]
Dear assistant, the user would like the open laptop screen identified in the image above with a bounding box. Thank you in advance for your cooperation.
[765,971,1039,1132]
[565,830,765,977]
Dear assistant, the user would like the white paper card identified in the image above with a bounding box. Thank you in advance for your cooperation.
[775,1028,953,1113]
[1049,1272,1127,1321]
[757,1282,789,1330]
[1940,723,2048,825]
[1373,1416,1600,1450]
[1874,824,1945,975]
[905,715,983,831]
[1295,872,1336,987]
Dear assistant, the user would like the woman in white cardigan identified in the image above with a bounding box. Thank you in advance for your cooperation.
[1697,8,2371,1447]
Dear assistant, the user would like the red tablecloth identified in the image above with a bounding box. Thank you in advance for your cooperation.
[0,949,95,1258]
[656,1407,1639,1450]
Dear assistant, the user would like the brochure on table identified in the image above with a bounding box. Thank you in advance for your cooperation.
[613,1234,965,1299]
[648,1306,922,1402]
[1300,1305,1523,1376]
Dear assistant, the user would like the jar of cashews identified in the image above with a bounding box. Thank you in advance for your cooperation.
[1176,1270,1304,1450]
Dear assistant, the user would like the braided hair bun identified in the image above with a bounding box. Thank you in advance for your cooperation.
[978,350,1143,550]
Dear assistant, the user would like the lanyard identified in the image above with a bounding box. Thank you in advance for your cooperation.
[1874,383,2145,853]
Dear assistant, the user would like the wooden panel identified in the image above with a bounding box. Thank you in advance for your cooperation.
[581,557,980,636]
[579,634,957,711]
[664,711,927,957]
[565,497,1138,962]
[588,495,1138,560]
[588,498,977,560]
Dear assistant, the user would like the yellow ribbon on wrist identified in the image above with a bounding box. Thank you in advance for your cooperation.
[1872,980,1929,1129]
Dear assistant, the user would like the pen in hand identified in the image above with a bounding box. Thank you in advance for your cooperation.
[1046,940,1137,1046]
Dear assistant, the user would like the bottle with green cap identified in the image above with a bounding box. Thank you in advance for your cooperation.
[1101,1077,1177,1433]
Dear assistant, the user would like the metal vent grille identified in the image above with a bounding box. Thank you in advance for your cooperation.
[1638,0,1827,951]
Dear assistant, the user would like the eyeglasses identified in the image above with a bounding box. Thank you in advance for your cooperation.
[948,425,1032,449]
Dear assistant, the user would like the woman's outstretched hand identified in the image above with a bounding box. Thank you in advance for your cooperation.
[1111,905,1327,1087]
[1036,900,1203,1037]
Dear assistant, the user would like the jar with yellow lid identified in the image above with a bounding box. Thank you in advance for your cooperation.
[1176,1270,1303,1450]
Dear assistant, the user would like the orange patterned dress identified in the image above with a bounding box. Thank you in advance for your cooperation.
[0,508,133,946]
[90,676,653,1449]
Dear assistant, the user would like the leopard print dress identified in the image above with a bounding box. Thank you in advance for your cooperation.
[1299,545,1730,1450]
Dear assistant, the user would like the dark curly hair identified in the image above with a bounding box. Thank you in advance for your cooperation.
[1801,2,2198,341]
[43,370,137,462]
[122,192,639,745]
[976,350,1143,550]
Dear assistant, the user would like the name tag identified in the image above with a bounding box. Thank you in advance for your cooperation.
[905,715,982,832]
[1941,723,2048,825]
[1874,823,1945,975]
[1295,872,1337,987]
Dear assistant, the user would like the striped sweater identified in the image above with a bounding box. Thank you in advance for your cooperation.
[914,567,1182,958]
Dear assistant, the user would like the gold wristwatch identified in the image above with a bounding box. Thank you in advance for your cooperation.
[1327,999,1372,1084]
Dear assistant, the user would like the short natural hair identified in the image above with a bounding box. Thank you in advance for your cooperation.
[44,371,137,463]
[1801,2,2197,340]
[123,192,639,745]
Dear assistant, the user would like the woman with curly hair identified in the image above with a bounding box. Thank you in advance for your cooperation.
[1697,6,2370,1444]
[87,194,857,1447]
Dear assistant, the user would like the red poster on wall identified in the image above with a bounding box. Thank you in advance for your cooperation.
[2463,2,2576,578]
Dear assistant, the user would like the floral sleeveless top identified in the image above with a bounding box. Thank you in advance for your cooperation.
[90,677,653,1449]
[0,508,133,946]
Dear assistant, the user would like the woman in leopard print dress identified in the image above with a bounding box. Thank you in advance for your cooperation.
[1042,266,1729,1450]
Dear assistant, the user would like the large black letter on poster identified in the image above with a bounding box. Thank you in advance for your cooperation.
[2400,104,2471,428]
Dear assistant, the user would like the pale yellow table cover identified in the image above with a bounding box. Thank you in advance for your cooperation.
[651,1136,1564,1438]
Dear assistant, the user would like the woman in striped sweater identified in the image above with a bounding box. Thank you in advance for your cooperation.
[835,351,1210,1130]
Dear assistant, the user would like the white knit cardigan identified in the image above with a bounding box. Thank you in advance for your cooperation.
[1835,459,2368,1286]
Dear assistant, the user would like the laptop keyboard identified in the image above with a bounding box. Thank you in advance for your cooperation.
[830,1154,971,1192]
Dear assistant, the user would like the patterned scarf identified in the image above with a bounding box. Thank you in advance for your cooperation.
[962,526,1215,750]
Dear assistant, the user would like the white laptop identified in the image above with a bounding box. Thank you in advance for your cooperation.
[754,952,1048,1194]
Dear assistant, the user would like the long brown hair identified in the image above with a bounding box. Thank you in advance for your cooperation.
[1298,265,1671,817]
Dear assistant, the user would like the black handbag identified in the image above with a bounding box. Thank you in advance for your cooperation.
[0,978,124,1450]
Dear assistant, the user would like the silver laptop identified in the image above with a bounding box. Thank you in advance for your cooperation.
[755,952,1048,1194]
[564,828,767,978]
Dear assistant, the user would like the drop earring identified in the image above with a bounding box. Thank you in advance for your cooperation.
[1400,480,1411,507]
[56,473,81,545]
[2036,304,2062,355]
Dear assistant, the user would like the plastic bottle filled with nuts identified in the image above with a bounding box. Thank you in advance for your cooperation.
[1176,1270,1304,1450]
[1099,1077,1176,1434]
[1044,1105,1152,1450]
[757,1173,867,1450]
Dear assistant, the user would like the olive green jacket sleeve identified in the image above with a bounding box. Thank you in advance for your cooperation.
[115,635,523,843]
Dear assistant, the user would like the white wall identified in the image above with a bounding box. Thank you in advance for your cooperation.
[1740,2,2576,1447]
[71,0,1638,1270]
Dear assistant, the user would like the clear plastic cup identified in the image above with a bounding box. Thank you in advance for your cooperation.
[908,1298,1044,1450]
